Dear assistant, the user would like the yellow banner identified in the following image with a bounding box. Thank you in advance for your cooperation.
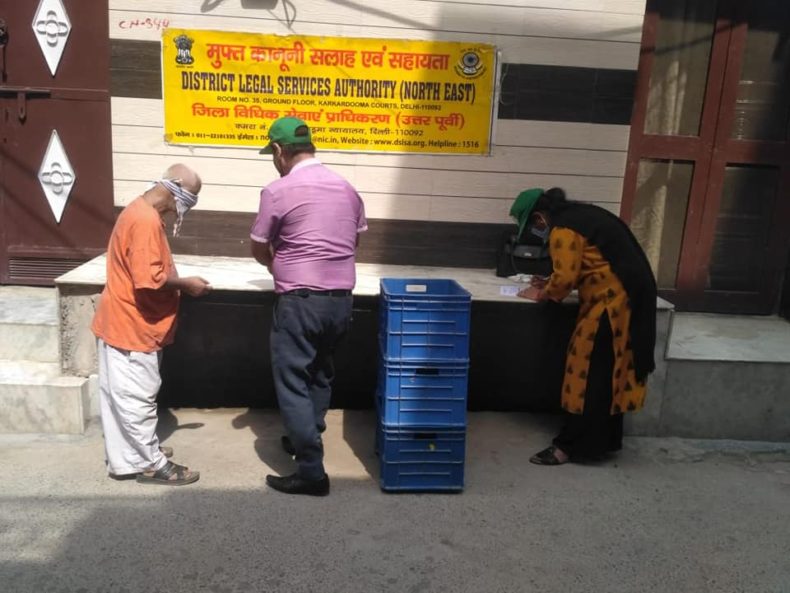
[162,30,497,154]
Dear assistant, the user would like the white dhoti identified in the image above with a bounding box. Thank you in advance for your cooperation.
[97,339,168,475]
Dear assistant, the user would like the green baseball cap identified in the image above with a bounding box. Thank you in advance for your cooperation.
[509,188,544,239]
[258,117,312,154]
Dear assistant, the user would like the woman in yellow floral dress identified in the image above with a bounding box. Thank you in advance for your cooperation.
[513,188,657,465]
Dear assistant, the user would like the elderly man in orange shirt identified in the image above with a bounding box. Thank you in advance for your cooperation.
[91,163,210,485]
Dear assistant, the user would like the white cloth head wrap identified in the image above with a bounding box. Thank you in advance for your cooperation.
[154,179,199,237]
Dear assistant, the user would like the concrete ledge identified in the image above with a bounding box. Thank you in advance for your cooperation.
[57,254,675,308]
[0,360,60,383]
[0,323,59,363]
[56,254,674,379]
[55,254,676,433]
[641,312,790,441]
[668,313,790,363]
[0,287,59,363]
[623,308,672,437]
[659,360,790,442]
[0,374,90,434]
[57,285,101,377]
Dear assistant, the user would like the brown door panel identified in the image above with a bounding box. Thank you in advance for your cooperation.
[2,97,113,253]
[1,1,109,90]
[623,0,790,313]
[0,1,112,285]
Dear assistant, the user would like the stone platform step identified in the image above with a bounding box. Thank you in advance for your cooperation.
[643,313,790,442]
[668,313,790,363]
[0,286,59,362]
[0,360,93,435]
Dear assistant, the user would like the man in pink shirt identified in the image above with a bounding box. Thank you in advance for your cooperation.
[250,117,367,496]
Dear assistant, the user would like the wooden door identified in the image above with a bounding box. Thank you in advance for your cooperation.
[622,0,790,314]
[0,0,113,285]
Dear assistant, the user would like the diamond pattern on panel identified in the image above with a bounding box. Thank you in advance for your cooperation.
[38,131,76,223]
[32,0,72,76]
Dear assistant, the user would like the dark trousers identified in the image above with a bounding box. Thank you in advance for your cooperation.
[270,293,352,480]
[553,311,623,459]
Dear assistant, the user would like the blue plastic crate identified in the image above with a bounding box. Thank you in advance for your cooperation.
[380,461,465,492]
[379,331,470,362]
[376,359,468,427]
[380,278,471,305]
[377,425,466,492]
[379,278,471,362]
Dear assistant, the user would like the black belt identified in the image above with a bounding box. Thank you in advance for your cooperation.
[283,288,352,297]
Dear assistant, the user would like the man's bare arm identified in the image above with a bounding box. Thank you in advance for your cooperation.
[164,275,211,297]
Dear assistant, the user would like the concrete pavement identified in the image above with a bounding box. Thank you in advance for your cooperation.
[1,409,789,593]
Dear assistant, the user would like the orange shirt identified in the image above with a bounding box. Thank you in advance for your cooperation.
[91,197,179,352]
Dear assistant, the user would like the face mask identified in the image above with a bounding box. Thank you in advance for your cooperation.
[529,225,550,242]
[173,199,191,237]
[154,179,199,237]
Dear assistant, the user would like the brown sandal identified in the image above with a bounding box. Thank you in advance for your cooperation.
[529,446,569,466]
[136,461,200,486]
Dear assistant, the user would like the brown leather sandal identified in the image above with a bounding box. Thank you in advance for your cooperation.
[529,446,569,466]
[136,461,200,486]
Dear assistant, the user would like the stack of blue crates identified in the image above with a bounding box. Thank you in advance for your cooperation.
[376,278,471,492]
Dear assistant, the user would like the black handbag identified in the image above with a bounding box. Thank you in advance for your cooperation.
[495,228,552,278]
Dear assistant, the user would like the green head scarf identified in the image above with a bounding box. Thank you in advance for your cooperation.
[509,188,544,239]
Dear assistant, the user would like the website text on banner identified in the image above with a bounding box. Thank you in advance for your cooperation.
[162,30,498,154]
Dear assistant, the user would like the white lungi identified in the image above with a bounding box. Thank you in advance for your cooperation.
[98,339,168,475]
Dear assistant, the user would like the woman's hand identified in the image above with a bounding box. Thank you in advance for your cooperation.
[530,275,548,289]
[517,286,544,301]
